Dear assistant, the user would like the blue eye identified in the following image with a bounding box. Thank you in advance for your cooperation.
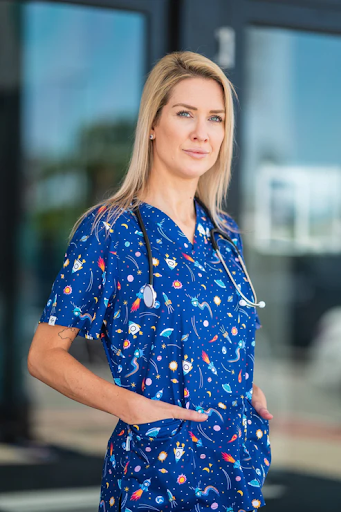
[177,110,191,117]
[211,115,223,123]
[176,110,223,122]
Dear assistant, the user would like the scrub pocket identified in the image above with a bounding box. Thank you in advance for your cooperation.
[243,398,272,485]
[128,417,185,441]
[122,417,198,511]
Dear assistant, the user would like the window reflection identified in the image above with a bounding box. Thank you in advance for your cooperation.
[242,26,341,487]
[21,2,146,336]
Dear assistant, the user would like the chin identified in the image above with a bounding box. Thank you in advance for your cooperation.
[178,167,206,179]
[179,161,212,174]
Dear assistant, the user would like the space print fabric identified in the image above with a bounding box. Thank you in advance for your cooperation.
[39,197,271,512]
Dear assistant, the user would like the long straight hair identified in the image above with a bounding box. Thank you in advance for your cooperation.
[70,50,239,239]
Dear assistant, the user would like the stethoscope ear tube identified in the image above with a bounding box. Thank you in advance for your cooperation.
[134,205,154,288]
[195,197,265,309]
[215,247,265,309]
[134,205,157,308]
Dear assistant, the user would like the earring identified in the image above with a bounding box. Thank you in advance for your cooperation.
[149,134,154,140]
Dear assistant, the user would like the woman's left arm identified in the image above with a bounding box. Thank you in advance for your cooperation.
[252,383,273,420]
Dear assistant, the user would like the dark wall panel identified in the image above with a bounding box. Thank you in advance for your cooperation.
[250,0,341,8]
[247,0,341,34]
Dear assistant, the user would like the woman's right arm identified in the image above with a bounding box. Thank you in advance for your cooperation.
[27,322,136,421]
[30,208,207,425]
[27,322,208,424]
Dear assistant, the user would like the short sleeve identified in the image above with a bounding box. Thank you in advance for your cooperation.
[39,207,119,339]
[218,212,262,330]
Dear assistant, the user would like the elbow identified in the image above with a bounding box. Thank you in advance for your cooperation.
[27,354,37,378]
[27,348,42,378]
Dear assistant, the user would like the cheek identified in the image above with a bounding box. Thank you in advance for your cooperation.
[157,125,184,155]
[154,128,182,165]
[163,118,186,140]
[213,129,225,152]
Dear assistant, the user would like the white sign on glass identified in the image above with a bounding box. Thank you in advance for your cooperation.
[254,163,341,255]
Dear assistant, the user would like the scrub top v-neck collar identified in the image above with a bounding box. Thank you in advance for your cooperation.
[136,196,212,260]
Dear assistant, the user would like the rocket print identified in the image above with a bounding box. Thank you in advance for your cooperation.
[39,198,271,512]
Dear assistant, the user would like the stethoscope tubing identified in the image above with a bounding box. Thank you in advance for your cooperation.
[132,196,265,309]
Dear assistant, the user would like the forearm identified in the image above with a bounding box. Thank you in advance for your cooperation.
[29,347,138,422]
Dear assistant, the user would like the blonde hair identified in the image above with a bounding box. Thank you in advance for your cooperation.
[70,50,239,239]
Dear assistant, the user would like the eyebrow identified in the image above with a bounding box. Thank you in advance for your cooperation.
[172,103,226,114]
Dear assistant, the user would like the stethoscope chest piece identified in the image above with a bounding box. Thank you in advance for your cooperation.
[143,284,157,308]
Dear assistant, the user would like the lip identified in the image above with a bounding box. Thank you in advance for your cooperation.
[183,149,210,159]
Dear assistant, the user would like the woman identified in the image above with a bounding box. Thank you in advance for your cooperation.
[28,51,273,512]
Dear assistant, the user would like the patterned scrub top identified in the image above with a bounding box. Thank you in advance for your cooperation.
[39,197,272,512]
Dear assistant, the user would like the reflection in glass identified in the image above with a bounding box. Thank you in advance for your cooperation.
[242,25,341,495]
[255,163,341,254]
[20,3,146,338]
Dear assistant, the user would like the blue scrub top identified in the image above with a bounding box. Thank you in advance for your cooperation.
[39,197,271,512]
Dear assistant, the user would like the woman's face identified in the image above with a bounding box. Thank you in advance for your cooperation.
[151,77,226,180]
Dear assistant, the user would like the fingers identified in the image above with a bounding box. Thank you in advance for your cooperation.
[252,385,273,419]
[173,406,208,422]
[261,409,274,420]
[193,413,209,421]
[257,406,273,420]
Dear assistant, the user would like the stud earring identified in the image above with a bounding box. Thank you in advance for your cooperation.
[149,134,154,140]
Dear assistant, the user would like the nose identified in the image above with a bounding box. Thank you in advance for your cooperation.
[190,118,209,143]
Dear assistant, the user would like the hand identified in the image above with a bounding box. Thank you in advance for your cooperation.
[123,392,209,425]
[252,383,273,420]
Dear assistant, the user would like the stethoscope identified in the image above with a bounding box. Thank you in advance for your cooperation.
[132,196,266,310]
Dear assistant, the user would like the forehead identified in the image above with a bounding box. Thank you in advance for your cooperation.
[167,77,225,108]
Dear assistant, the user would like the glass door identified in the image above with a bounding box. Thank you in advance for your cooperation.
[0,0,169,493]
[241,22,341,510]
